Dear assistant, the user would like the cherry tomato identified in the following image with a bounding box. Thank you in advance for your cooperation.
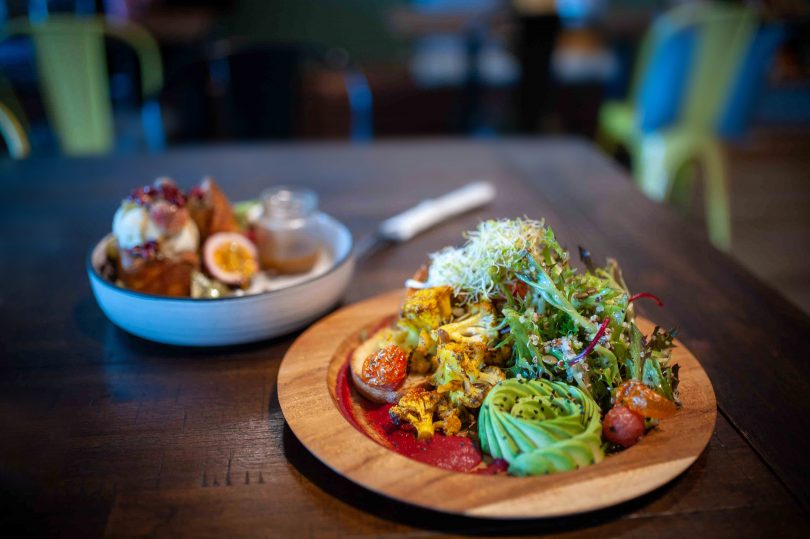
[510,280,529,299]
[361,345,408,390]
[614,380,676,419]
[603,406,645,448]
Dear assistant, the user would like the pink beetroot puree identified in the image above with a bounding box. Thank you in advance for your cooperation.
[336,360,505,474]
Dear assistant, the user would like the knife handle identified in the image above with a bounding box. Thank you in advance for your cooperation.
[378,181,496,242]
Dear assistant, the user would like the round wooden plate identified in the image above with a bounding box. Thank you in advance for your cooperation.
[278,290,717,518]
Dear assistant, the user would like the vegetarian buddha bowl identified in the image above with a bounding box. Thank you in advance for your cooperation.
[339,218,680,476]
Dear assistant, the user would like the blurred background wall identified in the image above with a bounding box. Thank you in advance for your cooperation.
[1,0,807,143]
[0,0,808,311]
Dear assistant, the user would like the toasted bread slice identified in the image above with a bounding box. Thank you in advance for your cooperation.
[188,177,239,242]
[350,328,429,404]
[117,250,199,297]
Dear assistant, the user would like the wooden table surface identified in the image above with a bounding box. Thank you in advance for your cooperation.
[1,139,808,537]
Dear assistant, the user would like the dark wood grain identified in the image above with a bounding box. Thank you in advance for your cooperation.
[1,139,808,537]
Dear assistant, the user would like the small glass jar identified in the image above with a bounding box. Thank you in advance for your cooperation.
[255,187,322,274]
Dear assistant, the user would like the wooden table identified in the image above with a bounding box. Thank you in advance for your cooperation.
[1,139,808,537]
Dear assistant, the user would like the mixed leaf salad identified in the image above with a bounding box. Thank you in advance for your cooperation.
[354,218,679,476]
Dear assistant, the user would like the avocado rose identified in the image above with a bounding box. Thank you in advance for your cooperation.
[479,378,604,476]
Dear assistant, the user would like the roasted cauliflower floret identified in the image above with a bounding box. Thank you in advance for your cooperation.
[397,286,454,371]
[432,342,505,409]
[389,387,442,440]
[435,307,498,347]
[434,406,463,436]
[434,301,507,365]
[400,286,453,331]
[480,364,507,387]
[373,326,416,355]
[409,329,438,374]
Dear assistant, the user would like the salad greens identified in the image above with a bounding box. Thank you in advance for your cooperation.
[384,218,681,475]
[419,218,679,411]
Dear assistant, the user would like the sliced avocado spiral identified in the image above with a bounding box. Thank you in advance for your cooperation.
[479,379,604,476]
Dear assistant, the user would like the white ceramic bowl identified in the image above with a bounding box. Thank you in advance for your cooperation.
[87,215,354,346]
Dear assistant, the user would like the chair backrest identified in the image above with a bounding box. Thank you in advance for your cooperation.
[716,23,784,138]
[631,3,767,135]
[2,15,162,155]
[0,101,30,158]
[162,40,372,142]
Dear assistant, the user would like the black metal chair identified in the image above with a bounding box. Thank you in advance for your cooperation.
[161,39,372,142]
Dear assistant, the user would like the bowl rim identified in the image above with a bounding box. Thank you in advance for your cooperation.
[86,218,355,304]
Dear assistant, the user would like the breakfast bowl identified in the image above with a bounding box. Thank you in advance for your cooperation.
[87,214,354,346]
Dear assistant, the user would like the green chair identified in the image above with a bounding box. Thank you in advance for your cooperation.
[1,15,164,155]
[0,101,30,158]
[598,3,763,251]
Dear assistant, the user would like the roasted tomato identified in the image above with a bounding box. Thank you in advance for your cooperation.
[361,345,408,390]
[614,380,677,419]
[603,406,645,448]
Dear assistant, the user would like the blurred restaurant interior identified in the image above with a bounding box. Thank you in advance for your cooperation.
[1,0,808,311]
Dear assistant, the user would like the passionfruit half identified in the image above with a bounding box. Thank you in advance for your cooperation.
[203,232,259,286]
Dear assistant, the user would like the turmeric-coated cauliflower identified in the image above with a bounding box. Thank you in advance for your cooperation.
[389,387,442,440]
[432,342,505,409]
[400,286,453,331]
[397,286,454,372]
[435,301,498,347]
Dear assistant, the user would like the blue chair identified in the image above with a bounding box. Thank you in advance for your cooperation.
[599,3,784,250]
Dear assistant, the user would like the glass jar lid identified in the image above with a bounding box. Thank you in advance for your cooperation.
[260,186,318,220]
